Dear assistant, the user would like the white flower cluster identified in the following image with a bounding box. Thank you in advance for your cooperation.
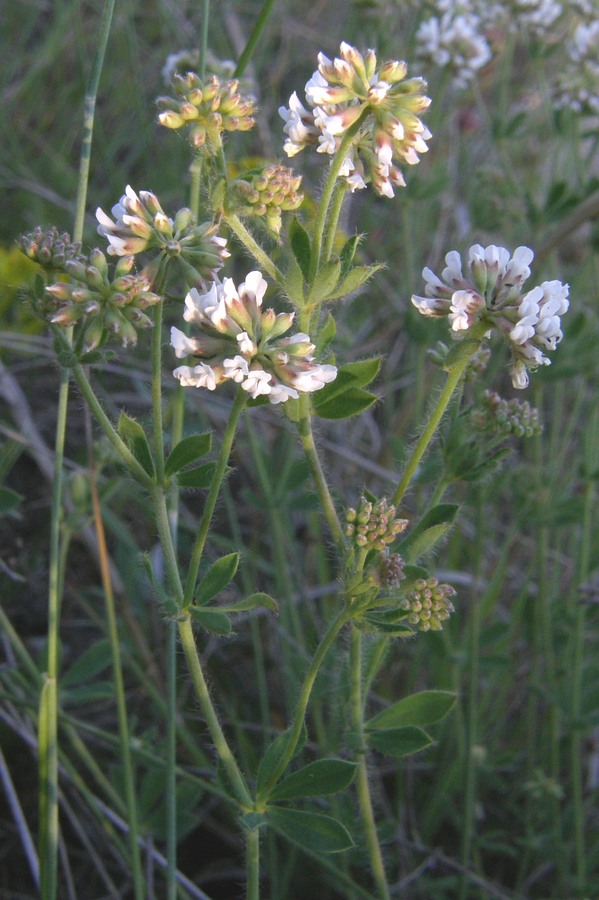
[279,42,431,198]
[477,0,562,35]
[412,244,569,388]
[416,3,492,89]
[554,21,599,115]
[171,271,337,404]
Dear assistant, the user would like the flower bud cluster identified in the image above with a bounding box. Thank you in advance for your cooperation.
[279,41,431,198]
[229,165,304,235]
[399,577,456,632]
[18,226,84,271]
[96,186,229,285]
[171,270,337,404]
[157,72,256,151]
[377,552,406,587]
[345,497,409,551]
[471,390,542,438]
[411,243,569,389]
[46,250,160,349]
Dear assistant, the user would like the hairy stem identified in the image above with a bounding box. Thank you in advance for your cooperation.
[257,605,352,800]
[350,626,390,900]
[224,213,282,283]
[183,390,247,606]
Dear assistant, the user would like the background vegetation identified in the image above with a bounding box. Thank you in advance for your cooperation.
[1,0,598,897]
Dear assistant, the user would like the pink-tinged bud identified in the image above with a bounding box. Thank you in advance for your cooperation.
[158,110,186,129]
[46,283,71,301]
[115,255,135,277]
[190,125,207,147]
[188,88,203,105]
[89,248,108,275]
[153,212,172,236]
[85,265,105,290]
[378,59,408,84]
[179,102,199,121]
[140,191,163,216]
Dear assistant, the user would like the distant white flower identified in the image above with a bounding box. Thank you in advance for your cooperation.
[416,10,491,89]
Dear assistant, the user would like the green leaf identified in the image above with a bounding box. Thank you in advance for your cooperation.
[267,807,354,853]
[269,759,357,801]
[443,339,481,369]
[325,264,382,301]
[340,234,362,277]
[195,552,240,605]
[307,259,341,303]
[360,614,413,637]
[176,462,217,488]
[61,681,117,704]
[312,358,381,410]
[289,218,312,283]
[165,433,212,476]
[367,726,433,758]
[61,639,112,687]
[366,690,456,731]
[314,312,336,355]
[218,592,279,615]
[397,504,459,562]
[117,411,155,477]
[313,387,378,420]
[257,725,307,795]
[0,486,22,514]
[283,256,305,305]
[189,606,232,636]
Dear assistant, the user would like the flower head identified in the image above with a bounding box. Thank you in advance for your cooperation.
[471,389,542,437]
[411,243,569,388]
[345,496,409,551]
[399,577,456,632]
[157,71,256,151]
[228,164,304,234]
[96,186,229,286]
[279,42,431,197]
[46,250,160,349]
[18,226,84,271]
[171,271,337,404]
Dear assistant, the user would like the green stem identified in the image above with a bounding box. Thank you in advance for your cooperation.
[234,0,278,77]
[350,626,390,899]
[73,0,116,242]
[151,298,166,482]
[571,405,598,894]
[177,614,251,808]
[322,181,348,264]
[257,605,352,801]
[296,397,345,551]
[39,5,116,894]
[392,336,483,507]
[309,109,370,285]
[458,490,484,900]
[199,0,210,79]
[246,828,261,900]
[55,342,155,490]
[189,155,203,221]
[91,486,144,900]
[165,384,186,900]
[224,213,282,283]
[183,390,247,606]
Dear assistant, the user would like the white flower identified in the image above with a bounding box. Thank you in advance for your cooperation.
[268,382,300,404]
[291,364,338,392]
[223,355,250,382]
[171,326,200,358]
[242,368,272,398]
[173,363,219,390]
